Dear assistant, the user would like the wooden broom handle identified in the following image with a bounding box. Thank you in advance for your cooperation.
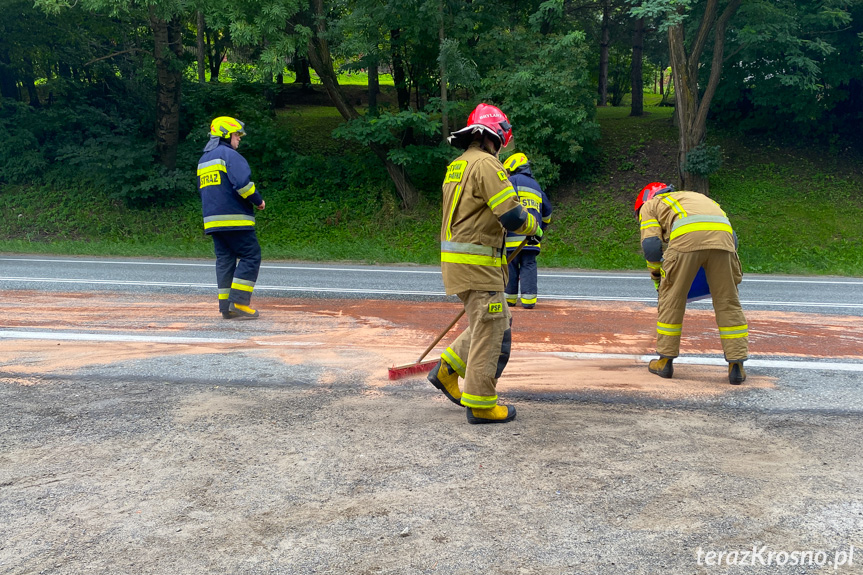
[415,237,530,363]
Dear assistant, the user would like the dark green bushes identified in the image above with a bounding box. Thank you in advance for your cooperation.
[0,82,300,207]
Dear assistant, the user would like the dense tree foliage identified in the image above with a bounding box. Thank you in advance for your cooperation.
[1,0,860,205]
[633,0,861,192]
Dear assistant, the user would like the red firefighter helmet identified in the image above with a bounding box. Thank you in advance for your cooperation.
[634,182,674,213]
[447,103,513,149]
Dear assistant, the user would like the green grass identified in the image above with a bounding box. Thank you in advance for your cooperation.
[714,164,863,275]
[198,64,395,87]
[2,93,862,276]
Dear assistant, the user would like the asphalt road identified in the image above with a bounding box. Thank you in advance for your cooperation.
[2,253,863,415]
[2,255,862,315]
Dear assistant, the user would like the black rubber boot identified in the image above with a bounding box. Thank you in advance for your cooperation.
[228,302,259,319]
[466,404,516,424]
[427,360,462,406]
[728,361,747,385]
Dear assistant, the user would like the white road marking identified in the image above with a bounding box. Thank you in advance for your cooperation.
[550,352,863,372]
[0,276,447,296]
[2,330,860,371]
[0,330,243,344]
[2,258,861,284]
[1,276,862,308]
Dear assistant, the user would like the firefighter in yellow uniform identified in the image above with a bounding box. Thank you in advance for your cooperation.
[635,182,749,384]
[426,103,542,424]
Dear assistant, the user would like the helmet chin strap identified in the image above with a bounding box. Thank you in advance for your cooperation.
[481,132,502,156]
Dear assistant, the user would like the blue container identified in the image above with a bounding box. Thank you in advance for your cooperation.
[687,267,711,302]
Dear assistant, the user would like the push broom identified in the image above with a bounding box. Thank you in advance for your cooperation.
[388,237,530,380]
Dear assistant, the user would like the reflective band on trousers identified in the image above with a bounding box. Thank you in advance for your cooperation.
[231,278,255,292]
[461,392,498,409]
[442,347,466,377]
[669,215,732,240]
[719,324,748,339]
[441,241,502,267]
[657,322,682,336]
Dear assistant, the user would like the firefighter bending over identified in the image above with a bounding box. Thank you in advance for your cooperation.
[197,116,265,319]
[502,153,553,309]
[635,182,749,384]
[427,103,542,424]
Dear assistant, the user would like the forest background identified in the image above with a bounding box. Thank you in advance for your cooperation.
[0,0,862,276]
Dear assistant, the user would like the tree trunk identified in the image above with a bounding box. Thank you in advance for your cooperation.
[439,4,448,141]
[293,56,312,85]
[659,66,664,95]
[368,58,379,115]
[25,78,40,108]
[308,0,419,209]
[630,17,644,117]
[390,28,411,110]
[149,9,184,170]
[22,57,40,107]
[597,0,610,106]
[667,0,741,194]
[0,51,18,99]
[206,30,226,82]
[196,11,206,83]
[661,74,673,106]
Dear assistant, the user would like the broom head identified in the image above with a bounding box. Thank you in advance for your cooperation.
[388,359,439,380]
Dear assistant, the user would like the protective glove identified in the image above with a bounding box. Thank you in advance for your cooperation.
[653,277,661,291]
[527,226,543,245]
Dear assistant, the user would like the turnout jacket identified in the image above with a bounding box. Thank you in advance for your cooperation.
[504,165,552,253]
[440,142,539,295]
[639,191,737,281]
[197,141,263,235]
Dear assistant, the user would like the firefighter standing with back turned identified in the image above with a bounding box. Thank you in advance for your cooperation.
[197,116,265,320]
[426,103,542,424]
[635,182,749,384]
[502,153,553,309]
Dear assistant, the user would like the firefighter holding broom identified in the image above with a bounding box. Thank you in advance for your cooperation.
[426,103,542,424]
[635,182,749,384]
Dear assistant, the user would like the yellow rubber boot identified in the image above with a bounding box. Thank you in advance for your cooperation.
[427,360,461,406]
[728,361,747,385]
[466,404,516,424]
[228,302,259,319]
[648,356,674,378]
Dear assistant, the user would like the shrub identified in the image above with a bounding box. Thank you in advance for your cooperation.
[683,143,723,177]
[481,31,601,188]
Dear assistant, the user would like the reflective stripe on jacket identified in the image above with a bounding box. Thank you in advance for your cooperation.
[639,191,736,253]
[197,141,262,235]
[505,168,552,253]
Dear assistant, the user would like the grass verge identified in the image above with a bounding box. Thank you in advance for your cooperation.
[1,94,862,276]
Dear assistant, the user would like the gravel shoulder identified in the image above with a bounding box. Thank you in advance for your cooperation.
[2,373,863,575]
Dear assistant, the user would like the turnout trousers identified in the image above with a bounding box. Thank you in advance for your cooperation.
[505,251,538,307]
[440,290,513,409]
[211,230,261,313]
[657,248,749,361]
